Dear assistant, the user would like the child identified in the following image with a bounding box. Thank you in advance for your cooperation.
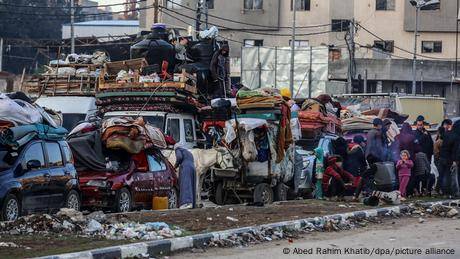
[396,150,414,200]
[314,147,324,199]
[411,151,431,196]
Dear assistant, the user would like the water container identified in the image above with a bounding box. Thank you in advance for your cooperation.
[152,196,169,210]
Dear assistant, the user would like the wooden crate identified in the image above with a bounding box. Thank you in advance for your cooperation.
[99,58,148,89]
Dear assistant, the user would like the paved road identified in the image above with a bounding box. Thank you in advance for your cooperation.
[174,217,460,259]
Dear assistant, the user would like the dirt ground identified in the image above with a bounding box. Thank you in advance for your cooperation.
[111,199,369,233]
[0,198,442,258]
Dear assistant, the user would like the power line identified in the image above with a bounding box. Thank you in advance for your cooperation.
[163,0,337,30]
[0,0,146,9]
[0,4,154,18]
[356,23,456,61]
[160,7,335,37]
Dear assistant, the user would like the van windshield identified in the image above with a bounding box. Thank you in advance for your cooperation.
[142,116,165,130]
[63,113,87,131]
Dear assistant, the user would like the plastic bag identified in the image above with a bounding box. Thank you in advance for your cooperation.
[431,156,439,177]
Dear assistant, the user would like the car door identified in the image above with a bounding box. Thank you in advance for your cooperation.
[131,154,154,207]
[147,153,170,198]
[19,141,50,212]
[44,141,67,209]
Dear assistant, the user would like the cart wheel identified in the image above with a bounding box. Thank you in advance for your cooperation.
[254,183,274,205]
[215,182,225,205]
[274,183,288,201]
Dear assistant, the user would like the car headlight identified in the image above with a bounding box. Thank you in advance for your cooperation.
[86,180,109,188]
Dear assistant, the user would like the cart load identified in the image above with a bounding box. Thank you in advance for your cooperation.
[96,58,205,115]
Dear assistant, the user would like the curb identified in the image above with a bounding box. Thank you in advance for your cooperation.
[39,200,459,259]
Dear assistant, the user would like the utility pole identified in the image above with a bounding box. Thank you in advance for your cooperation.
[289,0,297,96]
[456,0,459,77]
[0,38,3,72]
[412,5,419,95]
[347,19,355,94]
[196,1,203,33]
[70,0,75,54]
[153,0,159,23]
[204,0,209,29]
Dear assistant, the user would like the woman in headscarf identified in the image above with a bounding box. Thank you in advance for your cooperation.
[393,122,419,162]
[174,143,196,209]
[314,147,324,199]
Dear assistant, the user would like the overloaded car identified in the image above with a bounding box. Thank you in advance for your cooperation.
[0,139,80,221]
[67,117,178,212]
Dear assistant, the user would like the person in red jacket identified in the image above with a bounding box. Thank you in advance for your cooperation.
[323,156,355,201]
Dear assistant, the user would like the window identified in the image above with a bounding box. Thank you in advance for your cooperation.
[244,39,264,47]
[206,0,214,9]
[184,119,194,143]
[376,0,395,10]
[374,40,394,53]
[46,142,63,167]
[291,0,310,11]
[421,1,440,10]
[244,0,263,10]
[290,40,309,47]
[148,155,167,172]
[23,143,45,170]
[166,118,181,143]
[422,41,442,53]
[166,0,182,9]
[60,142,73,164]
[331,20,351,32]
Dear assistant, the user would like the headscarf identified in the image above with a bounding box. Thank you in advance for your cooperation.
[400,122,413,135]
[314,147,324,164]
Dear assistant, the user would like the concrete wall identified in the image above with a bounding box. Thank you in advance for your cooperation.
[404,0,458,32]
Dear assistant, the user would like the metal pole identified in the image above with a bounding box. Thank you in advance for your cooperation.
[421,69,424,93]
[204,0,209,29]
[70,0,75,54]
[0,38,3,72]
[412,7,419,95]
[456,0,459,77]
[364,69,368,93]
[154,0,159,23]
[308,46,312,98]
[289,0,297,96]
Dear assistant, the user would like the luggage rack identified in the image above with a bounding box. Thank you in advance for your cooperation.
[25,75,98,96]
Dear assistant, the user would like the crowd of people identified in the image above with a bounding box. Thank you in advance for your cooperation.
[317,115,460,202]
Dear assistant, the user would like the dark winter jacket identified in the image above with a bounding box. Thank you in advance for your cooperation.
[394,123,419,159]
[344,144,367,177]
[413,152,431,176]
[414,128,434,161]
[366,128,385,161]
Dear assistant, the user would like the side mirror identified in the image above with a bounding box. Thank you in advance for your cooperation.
[26,160,42,171]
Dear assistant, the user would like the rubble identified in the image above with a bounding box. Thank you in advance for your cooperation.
[0,209,184,241]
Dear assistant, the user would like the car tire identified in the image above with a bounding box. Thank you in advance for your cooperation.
[1,194,20,221]
[274,183,287,201]
[168,187,179,209]
[253,183,274,205]
[65,190,81,211]
[115,188,132,213]
[215,182,225,205]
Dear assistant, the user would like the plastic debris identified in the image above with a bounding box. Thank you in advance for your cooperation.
[226,216,239,222]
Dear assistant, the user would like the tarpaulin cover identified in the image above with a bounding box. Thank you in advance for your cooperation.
[241,46,328,98]
[0,124,68,148]
[67,130,107,172]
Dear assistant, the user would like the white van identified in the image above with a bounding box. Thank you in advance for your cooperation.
[35,96,97,131]
[104,111,200,149]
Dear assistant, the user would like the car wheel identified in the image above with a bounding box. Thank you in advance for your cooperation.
[1,194,20,221]
[168,187,178,209]
[254,183,274,205]
[274,183,288,201]
[215,182,225,205]
[116,188,132,213]
[65,190,81,211]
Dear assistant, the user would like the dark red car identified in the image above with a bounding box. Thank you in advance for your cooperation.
[78,150,178,212]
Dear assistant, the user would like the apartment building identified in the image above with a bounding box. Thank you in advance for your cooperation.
[139,0,460,116]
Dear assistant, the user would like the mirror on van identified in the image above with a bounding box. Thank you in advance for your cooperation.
[26,160,42,171]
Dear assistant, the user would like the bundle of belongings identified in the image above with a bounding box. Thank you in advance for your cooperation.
[223,118,293,182]
[235,88,293,163]
[67,117,166,172]
[298,94,342,138]
[0,92,66,149]
[96,59,204,114]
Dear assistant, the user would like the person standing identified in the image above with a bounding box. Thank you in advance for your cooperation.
[345,135,367,177]
[411,151,431,196]
[393,122,418,161]
[366,118,385,162]
[314,147,324,199]
[174,144,196,209]
[210,44,230,98]
[414,115,434,163]
[396,150,414,201]
[450,121,460,197]
[434,126,445,194]
[439,120,459,197]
